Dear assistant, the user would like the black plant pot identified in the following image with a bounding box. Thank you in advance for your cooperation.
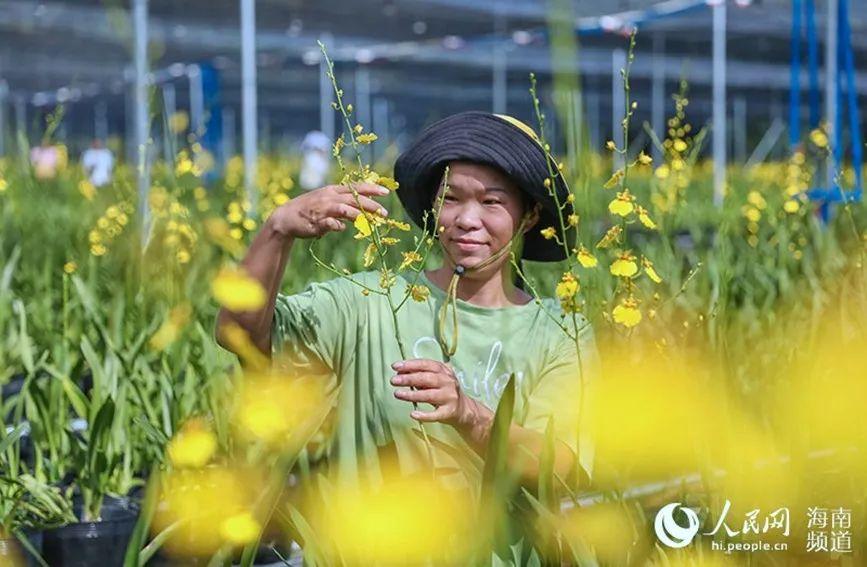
[41,496,139,567]
[1,373,27,403]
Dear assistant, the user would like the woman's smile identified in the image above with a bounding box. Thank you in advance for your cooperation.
[452,236,488,252]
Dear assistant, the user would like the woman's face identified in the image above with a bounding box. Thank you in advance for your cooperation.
[435,161,536,273]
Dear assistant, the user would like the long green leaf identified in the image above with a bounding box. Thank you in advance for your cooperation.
[538,416,556,513]
[479,373,517,559]
[43,363,88,419]
[0,422,28,454]
[122,466,160,567]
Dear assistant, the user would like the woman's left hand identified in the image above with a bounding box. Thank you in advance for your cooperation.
[390,359,481,428]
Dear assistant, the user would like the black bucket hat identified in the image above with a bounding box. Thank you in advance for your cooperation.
[393,111,575,262]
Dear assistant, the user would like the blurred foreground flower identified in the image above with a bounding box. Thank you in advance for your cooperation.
[556,502,647,565]
[310,474,473,565]
[218,322,269,370]
[203,217,246,257]
[167,417,217,469]
[211,266,266,311]
[152,467,260,558]
[232,371,329,448]
[149,303,192,351]
[587,345,725,486]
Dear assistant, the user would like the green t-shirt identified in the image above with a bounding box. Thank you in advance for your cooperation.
[271,270,597,492]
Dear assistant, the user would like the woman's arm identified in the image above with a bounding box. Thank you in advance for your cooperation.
[215,183,390,356]
[451,399,576,485]
[215,218,295,355]
[390,359,575,487]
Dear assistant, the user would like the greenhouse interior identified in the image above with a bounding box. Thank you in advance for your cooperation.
[1,0,866,565]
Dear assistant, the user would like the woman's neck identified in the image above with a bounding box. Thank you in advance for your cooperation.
[426,266,532,308]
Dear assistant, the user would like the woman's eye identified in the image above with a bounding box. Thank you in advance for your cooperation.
[484,199,501,205]
[443,195,457,202]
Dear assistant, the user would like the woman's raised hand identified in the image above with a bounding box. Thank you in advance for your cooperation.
[269,183,390,239]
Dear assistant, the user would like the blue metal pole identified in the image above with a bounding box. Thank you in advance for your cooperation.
[805,0,821,129]
[839,0,862,195]
[789,0,802,148]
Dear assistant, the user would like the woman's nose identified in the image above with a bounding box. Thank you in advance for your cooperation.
[454,204,483,231]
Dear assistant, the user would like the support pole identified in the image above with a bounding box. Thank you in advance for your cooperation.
[712,0,727,206]
[825,0,838,187]
[789,0,803,147]
[188,64,204,138]
[133,0,151,241]
[241,0,258,208]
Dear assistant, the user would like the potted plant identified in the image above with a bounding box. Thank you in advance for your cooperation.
[1,422,75,566]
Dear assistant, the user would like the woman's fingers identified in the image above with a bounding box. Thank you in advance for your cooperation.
[410,407,452,423]
[344,193,389,217]
[392,359,448,375]
[320,217,346,233]
[390,372,440,389]
[335,182,390,197]
[329,202,361,221]
[393,387,442,404]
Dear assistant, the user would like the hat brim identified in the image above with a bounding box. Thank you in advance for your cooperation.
[393,111,575,262]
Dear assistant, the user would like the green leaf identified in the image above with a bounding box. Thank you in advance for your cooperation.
[479,373,518,558]
[285,503,328,567]
[86,398,115,480]
[538,416,556,513]
[481,373,516,493]
[14,300,35,374]
[13,529,49,567]
[0,423,28,454]
[124,468,165,567]
[0,246,21,293]
[43,364,88,419]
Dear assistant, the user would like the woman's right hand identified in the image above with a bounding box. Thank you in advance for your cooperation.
[269,182,390,239]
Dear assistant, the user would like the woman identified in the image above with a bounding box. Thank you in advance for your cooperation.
[216,111,596,492]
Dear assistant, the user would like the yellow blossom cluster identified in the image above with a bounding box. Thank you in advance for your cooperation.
[783,150,810,214]
[255,155,295,218]
[353,177,410,279]
[651,83,695,212]
[612,296,642,328]
[78,179,96,201]
[187,186,207,213]
[555,271,581,313]
[160,200,198,265]
[88,202,132,256]
[225,199,257,241]
[175,145,214,179]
